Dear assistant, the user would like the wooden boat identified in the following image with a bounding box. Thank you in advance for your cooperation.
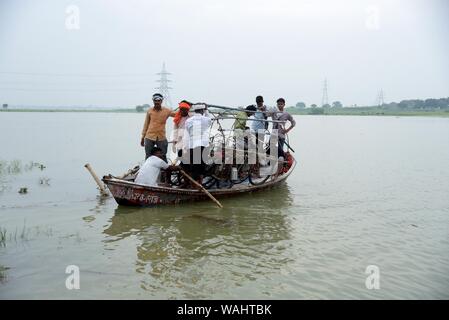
[102,155,296,207]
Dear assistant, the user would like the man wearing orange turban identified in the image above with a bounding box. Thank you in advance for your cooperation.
[172,100,191,158]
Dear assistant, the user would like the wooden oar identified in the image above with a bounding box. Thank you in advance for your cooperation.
[284,140,295,153]
[84,163,109,197]
[180,169,223,208]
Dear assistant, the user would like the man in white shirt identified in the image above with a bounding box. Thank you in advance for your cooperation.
[182,104,212,184]
[135,147,179,186]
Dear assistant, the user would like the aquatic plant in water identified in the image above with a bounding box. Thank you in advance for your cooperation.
[0,227,6,246]
[0,160,7,175]
[18,187,28,194]
[0,160,47,176]
[0,265,9,283]
[39,177,50,185]
[7,159,22,174]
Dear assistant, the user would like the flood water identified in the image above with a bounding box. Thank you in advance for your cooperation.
[0,112,448,299]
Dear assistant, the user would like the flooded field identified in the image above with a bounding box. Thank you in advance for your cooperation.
[1,112,449,299]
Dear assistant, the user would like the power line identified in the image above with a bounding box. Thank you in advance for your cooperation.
[0,87,150,92]
[0,71,155,77]
[0,80,154,87]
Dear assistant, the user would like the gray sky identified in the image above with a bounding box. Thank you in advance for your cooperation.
[0,0,448,108]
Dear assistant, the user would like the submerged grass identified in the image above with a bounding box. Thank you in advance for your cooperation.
[0,227,6,246]
[0,265,9,283]
[0,160,48,195]
[0,160,46,176]
[38,177,51,185]
[0,221,56,246]
[0,220,30,245]
[7,159,21,174]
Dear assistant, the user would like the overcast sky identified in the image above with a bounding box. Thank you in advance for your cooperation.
[0,0,448,108]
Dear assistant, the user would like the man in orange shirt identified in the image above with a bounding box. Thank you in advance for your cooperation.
[140,93,176,161]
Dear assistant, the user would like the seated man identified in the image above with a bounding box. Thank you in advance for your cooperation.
[135,147,179,186]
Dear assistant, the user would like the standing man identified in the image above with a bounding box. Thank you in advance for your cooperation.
[251,95,269,135]
[251,96,269,162]
[140,93,176,161]
[172,100,192,158]
[272,98,295,159]
[182,104,211,184]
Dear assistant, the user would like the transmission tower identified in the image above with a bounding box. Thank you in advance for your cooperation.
[155,62,173,107]
[321,78,329,107]
[375,88,385,106]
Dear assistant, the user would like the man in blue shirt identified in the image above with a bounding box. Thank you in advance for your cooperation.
[251,96,268,151]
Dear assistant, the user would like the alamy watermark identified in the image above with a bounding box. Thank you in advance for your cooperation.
[65,265,80,290]
[365,5,380,30]
[365,265,380,290]
[65,5,80,30]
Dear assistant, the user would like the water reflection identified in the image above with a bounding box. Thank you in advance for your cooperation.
[102,183,295,298]
[0,265,9,284]
[82,195,111,224]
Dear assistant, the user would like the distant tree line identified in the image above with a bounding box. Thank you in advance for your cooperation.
[293,101,342,109]
[291,97,449,110]
[385,97,449,110]
[135,104,150,112]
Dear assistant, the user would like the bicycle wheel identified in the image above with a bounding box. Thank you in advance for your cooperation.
[248,164,270,185]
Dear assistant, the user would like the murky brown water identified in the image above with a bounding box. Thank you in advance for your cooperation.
[1,112,449,299]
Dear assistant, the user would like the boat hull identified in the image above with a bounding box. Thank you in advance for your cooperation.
[103,158,296,207]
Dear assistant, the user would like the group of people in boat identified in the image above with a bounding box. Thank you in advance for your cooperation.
[135,93,295,188]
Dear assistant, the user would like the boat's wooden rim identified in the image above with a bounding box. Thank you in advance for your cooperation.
[102,157,296,195]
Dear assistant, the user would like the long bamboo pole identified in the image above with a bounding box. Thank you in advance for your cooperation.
[180,170,223,208]
[206,103,277,115]
[84,163,109,196]
[210,116,284,123]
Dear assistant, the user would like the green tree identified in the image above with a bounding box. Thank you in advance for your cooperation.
[309,107,324,115]
[322,103,331,108]
[398,100,409,109]
[332,101,343,108]
[439,98,449,109]
[311,104,317,108]
[387,102,398,109]
[136,105,144,112]
[424,99,439,108]
[2,104,7,109]
[295,102,306,109]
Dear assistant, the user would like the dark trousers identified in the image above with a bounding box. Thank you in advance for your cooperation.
[144,138,168,161]
[187,147,206,181]
[177,149,188,171]
[255,132,266,153]
[278,138,286,159]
